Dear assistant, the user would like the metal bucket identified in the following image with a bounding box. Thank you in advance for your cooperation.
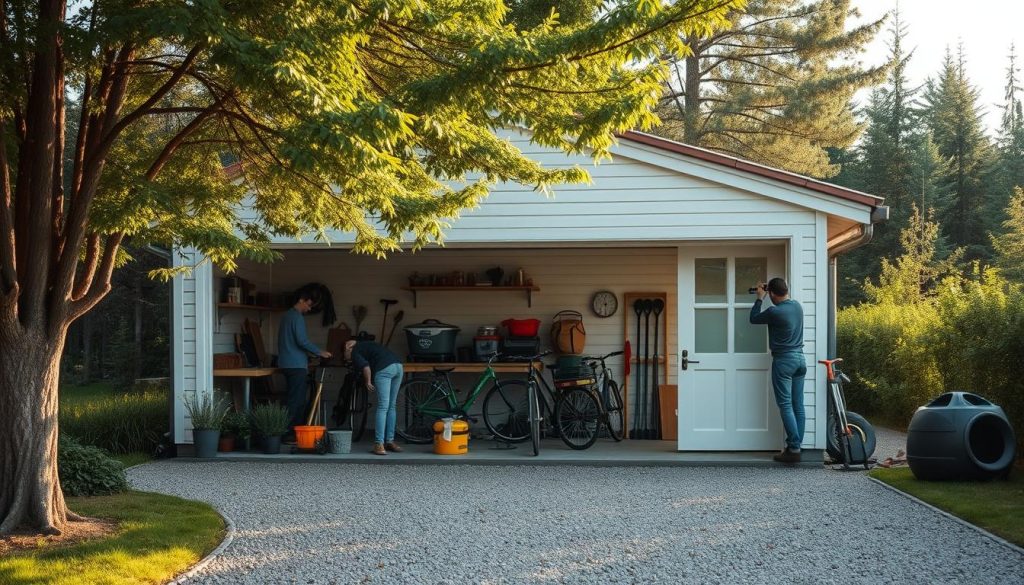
[328,430,352,454]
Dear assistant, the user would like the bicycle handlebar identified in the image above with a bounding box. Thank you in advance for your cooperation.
[498,350,554,362]
[580,350,624,363]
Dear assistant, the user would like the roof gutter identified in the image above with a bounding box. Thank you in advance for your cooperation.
[827,205,889,358]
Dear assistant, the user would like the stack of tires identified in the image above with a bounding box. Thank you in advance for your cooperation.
[907,392,1016,481]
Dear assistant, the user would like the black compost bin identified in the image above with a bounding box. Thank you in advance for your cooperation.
[906,392,1016,481]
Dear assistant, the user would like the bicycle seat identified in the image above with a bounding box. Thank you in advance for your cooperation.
[818,358,844,365]
[432,366,456,374]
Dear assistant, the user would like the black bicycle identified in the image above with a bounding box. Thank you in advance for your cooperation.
[554,350,625,449]
[819,358,876,469]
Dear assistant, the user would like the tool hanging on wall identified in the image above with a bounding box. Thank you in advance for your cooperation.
[379,299,397,341]
[385,310,405,347]
[352,305,368,336]
[651,298,665,440]
[641,299,653,439]
[631,300,643,439]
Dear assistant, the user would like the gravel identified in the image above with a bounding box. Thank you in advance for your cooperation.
[128,461,1023,584]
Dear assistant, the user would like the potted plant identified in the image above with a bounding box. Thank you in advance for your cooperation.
[218,411,250,452]
[184,393,229,458]
[250,403,289,454]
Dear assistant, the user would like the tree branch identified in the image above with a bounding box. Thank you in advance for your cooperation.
[0,117,16,294]
[68,233,122,323]
[144,98,224,180]
[71,234,99,301]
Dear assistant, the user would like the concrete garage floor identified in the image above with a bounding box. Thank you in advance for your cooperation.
[198,438,825,468]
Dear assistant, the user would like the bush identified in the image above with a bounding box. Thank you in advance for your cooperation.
[250,403,289,437]
[58,435,128,496]
[60,389,168,455]
[838,268,1024,456]
[183,392,229,431]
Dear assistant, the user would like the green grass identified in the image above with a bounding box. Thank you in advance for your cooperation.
[0,491,225,585]
[59,382,117,408]
[111,453,153,468]
[870,466,1024,547]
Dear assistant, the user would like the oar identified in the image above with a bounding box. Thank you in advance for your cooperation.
[641,299,653,439]
[651,298,665,439]
[631,299,644,439]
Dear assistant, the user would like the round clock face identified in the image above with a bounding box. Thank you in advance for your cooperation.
[591,290,618,318]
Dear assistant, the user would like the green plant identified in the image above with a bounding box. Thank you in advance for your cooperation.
[183,393,229,431]
[250,404,289,438]
[221,411,251,439]
[58,435,128,497]
[60,388,168,455]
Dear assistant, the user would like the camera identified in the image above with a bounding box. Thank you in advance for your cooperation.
[748,283,766,294]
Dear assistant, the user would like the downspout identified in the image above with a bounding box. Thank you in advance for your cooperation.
[827,206,889,358]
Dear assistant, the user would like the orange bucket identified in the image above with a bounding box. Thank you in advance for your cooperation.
[294,425,326,450]
[432,419,469,455]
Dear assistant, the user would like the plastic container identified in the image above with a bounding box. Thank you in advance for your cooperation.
[473,336,501,361]
[432,419,470,455]
[328,430,352,454]
[907,392,1016,481]
[502,318,541,338]
[405,319,461,357]
[294,425,327,450]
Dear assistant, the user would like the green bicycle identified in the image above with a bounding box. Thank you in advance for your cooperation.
[395,353,541,444]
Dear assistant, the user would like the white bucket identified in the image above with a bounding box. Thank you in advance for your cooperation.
[328,430,352,454]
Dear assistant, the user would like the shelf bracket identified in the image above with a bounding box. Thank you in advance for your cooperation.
[410,289,418,308]
[527,288,533,308]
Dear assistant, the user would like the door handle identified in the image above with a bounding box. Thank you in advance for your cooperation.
[681,349,700,371]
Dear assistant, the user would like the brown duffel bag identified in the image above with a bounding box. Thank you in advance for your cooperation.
[550,310,586,355]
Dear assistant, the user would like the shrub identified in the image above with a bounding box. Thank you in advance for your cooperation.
[60,389,168,455]
[58,435,128,496]
[221,410,251,439]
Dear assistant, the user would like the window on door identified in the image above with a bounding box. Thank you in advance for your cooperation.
[694,256,767,354]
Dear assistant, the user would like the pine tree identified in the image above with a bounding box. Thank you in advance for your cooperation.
[987,45,1024,224]
[991,187,1024,282]
[920,46,994,263]
[655,0,885,178]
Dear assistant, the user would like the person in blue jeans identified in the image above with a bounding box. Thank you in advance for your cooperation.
[344,339,404,455]
[277,286,332,441]
[750,277,806,464]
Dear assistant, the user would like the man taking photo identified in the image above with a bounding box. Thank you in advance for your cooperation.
[749,277,806,464]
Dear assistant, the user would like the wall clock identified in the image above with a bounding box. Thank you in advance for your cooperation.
[591,290,618,318]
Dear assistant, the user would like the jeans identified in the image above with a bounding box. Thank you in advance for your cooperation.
[771,352,806,450]
[373,363,404,444]
[282,368,309,431]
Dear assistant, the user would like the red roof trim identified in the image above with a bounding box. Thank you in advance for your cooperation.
[618,131,883,207]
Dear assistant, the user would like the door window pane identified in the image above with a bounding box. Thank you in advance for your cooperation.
[695,309,727,353]
[695,258,727,303]
[735,309,767,353]
[735,257,767,299]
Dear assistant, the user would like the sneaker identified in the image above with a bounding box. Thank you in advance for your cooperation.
[384,442,403,453]
[372,443,387,456]
[773,449,801,464]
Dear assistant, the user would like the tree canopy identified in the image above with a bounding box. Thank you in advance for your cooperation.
[653,0,883,178]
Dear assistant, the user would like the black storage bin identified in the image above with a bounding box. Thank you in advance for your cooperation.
[404,319,460,358]
[503,336,540,357]
[907,392,1016,481]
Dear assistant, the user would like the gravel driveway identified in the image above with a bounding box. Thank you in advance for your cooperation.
[128,461,1023,584]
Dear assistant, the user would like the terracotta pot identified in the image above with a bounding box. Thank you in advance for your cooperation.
[218,435,235,452]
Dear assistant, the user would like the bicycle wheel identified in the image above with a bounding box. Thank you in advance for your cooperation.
[529,381,541,456]
[826,411,876,464]
[482,379,530,443]
[602,379,624,442]
[555,387,601,450]
[350,383,369,442]
[395,379,448,444]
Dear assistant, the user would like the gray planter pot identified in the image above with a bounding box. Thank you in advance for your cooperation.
[193,429,220,458]
[263,435,282,454]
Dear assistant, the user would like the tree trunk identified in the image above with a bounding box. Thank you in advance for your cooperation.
[134,275,143,381]
[683,52,702,145]
[0,327,75,535]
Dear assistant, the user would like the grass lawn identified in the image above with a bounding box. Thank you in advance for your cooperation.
[0,491,225,585]
[870,466,1024,547]
[59,382,117,408]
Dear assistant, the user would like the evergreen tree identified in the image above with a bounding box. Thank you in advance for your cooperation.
[655,0,885,178]
[991,187,1024,282]
[832,8,921,304]
[987,45,1024,224]
[863,204,961,304]
[920,46,994,263]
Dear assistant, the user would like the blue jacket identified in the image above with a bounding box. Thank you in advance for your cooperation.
[277,308,321,368]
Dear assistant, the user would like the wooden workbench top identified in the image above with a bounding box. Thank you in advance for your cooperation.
[213,367,279,377]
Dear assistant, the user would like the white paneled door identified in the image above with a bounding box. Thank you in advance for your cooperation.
[677,245,786,450]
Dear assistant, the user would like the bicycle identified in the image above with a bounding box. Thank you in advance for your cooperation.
[328,365,370,442]
[553,350,625,450]
[819,358,876,469]
[395,352,546,444]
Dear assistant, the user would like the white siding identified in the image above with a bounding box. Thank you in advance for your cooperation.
[172,248,213,443]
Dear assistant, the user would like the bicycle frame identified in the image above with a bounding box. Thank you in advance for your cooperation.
[413,365,500,420]
[820,358,862,469]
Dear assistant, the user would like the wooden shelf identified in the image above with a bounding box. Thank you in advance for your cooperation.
[216,303,286,330]
[400,285,540,308]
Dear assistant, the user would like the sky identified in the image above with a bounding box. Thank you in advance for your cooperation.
[854,0,1024,134]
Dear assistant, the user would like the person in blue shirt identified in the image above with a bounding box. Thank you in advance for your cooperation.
[278,287,332,439]
[344,339,404,456]
[750,277,806,464]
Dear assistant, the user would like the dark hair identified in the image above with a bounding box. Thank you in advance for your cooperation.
[767,277,789,297]
[292,283,337,326]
